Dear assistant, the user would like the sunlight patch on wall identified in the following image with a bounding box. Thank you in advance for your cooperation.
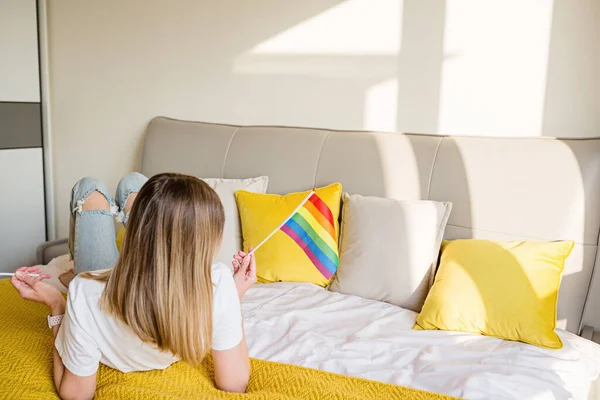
[364,78,399,132]
[437,0,554,136]
[234,0,402,78]
[250,0,402,56]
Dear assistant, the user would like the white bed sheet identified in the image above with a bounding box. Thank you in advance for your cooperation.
[242,282,600,400]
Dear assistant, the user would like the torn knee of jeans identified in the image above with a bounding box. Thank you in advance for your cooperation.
[73,193,118,216]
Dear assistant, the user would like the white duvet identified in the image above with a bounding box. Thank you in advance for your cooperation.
[242,282,600,400]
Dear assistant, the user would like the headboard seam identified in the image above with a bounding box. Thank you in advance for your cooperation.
[579,227,600,333]
[221,127,240,178]
[426,137,444,200]
[312,131,332,188]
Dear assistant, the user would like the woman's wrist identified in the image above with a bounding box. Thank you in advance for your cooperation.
[48,297,66,315]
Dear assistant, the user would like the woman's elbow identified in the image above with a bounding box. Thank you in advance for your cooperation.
[58,390,93,400]
[216,381,248,394]
[215,368,250,393]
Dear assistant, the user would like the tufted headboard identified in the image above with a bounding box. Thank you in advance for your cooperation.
[140,117,600,335]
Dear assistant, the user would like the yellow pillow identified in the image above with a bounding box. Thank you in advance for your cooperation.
[116,226,126,252]
[235,183,342,287]
[414,239,574,349]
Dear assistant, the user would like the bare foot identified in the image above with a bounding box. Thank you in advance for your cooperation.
[59,268,75,288]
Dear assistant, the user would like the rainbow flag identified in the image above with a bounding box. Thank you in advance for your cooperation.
[249,191,339,280]
[279,192,339,279]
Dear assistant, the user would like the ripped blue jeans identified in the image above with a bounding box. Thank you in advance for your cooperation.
[69,172,148,274]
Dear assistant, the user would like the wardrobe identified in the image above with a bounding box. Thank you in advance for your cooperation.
[0,0,47,271]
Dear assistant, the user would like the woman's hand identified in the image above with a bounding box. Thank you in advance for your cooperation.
[11,266,65,313]
[232,248,257,300]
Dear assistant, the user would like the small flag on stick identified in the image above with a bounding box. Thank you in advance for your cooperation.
[248,191,339,279]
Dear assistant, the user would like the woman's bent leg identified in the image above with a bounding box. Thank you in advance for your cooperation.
[115,172,148,227]
[69,177,118,274]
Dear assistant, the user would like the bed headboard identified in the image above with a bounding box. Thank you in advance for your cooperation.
[142,117,600,335]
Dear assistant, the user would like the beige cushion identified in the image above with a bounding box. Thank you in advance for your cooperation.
[330,194,452,312]
[203,176,268,265]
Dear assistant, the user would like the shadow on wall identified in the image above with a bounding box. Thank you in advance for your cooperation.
[229,0,598,137]
[48,0,600,235]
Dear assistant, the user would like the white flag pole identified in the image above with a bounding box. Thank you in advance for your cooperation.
[0,273,41,277]
[247,191,315,257]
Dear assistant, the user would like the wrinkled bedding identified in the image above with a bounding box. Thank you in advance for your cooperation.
[242,282,600,400]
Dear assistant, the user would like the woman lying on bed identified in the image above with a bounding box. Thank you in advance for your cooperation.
[11,172,256,399]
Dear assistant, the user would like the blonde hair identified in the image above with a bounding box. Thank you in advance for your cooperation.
[82,173,224,365]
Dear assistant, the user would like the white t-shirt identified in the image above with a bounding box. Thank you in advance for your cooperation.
[55,263,242,376]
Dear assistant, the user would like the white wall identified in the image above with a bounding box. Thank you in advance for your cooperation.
[46,0,600,238]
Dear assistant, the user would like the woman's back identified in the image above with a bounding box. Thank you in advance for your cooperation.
[57,262,242,376]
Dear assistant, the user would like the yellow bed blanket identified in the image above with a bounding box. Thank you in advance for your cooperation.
[0,279,454,399]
